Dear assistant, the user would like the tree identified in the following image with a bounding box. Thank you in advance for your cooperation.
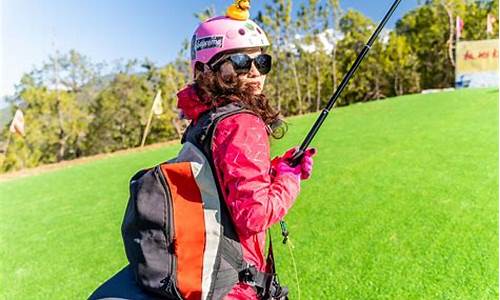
[87,62,151,154]
[462,0,499,40]
[324,0,342,92]
[396,3,454,88]
[1,50,102,172]
[148,63,187,140]
[336,9,386,104]
[384,33,420,95]
[257,0,291,113]
[46,50,101,160]
[440,0,466,67]
[298,0,329,111]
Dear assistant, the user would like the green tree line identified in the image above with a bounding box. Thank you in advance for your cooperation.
[0,0,497,173]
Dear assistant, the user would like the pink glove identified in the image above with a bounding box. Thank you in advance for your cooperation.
[271,147,317,180]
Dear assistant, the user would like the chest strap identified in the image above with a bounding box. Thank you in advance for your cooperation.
[238,230,289,300]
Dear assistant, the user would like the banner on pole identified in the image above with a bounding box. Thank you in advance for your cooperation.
[152,90,163,115]
[9,109,25,136]
[455,39,499,88]
[487,14,496,35]
[456,16,464,40]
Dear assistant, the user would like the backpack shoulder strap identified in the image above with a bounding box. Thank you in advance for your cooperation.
[182,102,256,159]
[181,103,287,299]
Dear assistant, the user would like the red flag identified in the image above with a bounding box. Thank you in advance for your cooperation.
[456,16,464,39]
[9,109,25,136]
[487,14,496,35]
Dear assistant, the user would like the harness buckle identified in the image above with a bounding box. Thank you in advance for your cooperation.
[239,264,289,299]
[239,264,258,287]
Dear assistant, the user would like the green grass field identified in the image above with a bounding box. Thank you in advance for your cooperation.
[0,88,498,299]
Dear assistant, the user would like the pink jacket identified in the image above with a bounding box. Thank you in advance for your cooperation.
[177,86,300,299]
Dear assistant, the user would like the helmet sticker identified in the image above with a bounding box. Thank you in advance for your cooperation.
[194,36,224,54]
[190,34,197,60]
[245,22,255,31]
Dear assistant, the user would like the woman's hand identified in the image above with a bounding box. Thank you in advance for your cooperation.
[271,147,317,180]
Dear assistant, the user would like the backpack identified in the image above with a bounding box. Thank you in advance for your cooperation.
[121,103,288,300]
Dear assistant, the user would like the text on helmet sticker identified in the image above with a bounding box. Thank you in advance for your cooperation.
[193,36,224,57]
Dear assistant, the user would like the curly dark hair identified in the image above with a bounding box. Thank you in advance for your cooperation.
[193,62,287,139]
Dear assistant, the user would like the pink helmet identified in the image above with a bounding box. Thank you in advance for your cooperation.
[190,16,270,74]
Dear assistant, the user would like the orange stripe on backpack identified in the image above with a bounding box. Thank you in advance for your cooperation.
[161,162,205,300]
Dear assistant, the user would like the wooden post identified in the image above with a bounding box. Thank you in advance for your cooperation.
[140,108,155,148]
[140,90,162,148]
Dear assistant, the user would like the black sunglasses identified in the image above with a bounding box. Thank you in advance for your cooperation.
[210,53,272,75]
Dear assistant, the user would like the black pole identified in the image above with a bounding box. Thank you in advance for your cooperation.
[290,0,402,166]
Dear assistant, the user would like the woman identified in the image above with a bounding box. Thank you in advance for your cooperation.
[176,6,317,299]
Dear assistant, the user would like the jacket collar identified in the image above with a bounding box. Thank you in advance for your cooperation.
[176,84,211,123]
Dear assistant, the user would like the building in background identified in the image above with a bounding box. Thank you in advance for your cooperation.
[455,39,499,88]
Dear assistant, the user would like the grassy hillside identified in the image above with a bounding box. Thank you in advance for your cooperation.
[0,88,497,299]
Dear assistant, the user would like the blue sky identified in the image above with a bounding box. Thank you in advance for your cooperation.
[1,0,419,106]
